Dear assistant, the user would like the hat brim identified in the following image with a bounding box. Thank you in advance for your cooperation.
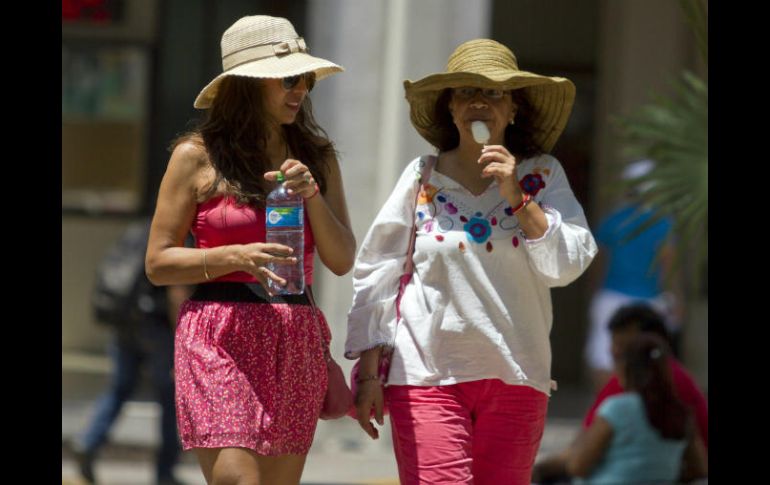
[404,71,575,153]
[194,52,344,109]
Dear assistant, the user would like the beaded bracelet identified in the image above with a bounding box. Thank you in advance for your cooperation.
[304,183,320,200]
[511,193,533,215]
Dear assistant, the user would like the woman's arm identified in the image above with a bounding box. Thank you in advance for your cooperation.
[146,142,297,289]
[479,145,548,239]
[354,346,385,440]
[679,427,708,482]
[344,158,422,360]
[308,155,356,274]
[566,416,613,478]
[518,155,598,287]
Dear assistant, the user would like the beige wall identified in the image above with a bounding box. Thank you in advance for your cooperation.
[592,0,701,218]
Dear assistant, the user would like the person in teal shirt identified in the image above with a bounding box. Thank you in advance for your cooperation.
[567,334,707,483]
[584,159,684,393]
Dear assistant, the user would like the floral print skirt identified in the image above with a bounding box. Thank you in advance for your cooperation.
[174,299,330,456]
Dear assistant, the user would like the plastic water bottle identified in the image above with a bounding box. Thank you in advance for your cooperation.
[266,172,305,295]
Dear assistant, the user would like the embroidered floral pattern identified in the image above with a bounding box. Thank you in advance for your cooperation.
[520,173,546,196]
[464,217,492,243]
[418,184,439,205]
[500,216,520,231]
[419,167,551,252]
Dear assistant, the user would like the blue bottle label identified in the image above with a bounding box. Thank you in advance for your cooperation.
[266,206,303,228]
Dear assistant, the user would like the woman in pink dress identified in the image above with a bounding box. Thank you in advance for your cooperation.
[145,15,355,485]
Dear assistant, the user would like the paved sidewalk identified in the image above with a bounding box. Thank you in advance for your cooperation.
[62,399,582,485]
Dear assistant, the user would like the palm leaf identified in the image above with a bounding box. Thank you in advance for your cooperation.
[678,0,708,63]
[614,70,708,296]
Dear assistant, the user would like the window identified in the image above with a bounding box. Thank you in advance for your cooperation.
[62,0,156,214]
[62,44,149,213]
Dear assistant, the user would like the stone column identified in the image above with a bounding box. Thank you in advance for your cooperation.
[592,0,695,219]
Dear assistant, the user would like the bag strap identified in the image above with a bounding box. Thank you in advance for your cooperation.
[395,154,437,323]
[306,285,331,362]
[403,155,436,276]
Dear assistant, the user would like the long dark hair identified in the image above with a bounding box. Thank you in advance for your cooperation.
[171,75,336,207]
[608,303,672,346]
[432,88,543,159]
[623,333,689,440]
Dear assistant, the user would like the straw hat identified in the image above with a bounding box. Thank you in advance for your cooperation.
[404,39,575,152]
[194,15,344,109]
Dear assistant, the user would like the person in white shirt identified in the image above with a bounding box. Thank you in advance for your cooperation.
[345,39,598,484]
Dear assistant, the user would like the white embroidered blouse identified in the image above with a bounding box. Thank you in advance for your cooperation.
[345,154,598,395]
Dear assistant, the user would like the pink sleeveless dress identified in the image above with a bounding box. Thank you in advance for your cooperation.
[174,196,331,455]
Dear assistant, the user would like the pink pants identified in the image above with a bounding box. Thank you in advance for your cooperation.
[386,380,548,485]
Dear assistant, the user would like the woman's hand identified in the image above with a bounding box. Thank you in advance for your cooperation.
[264,159,318,199]
[355,379,385,440]
[354,346,385,439]
[478,144,525,206]
[236,242,297,295]
[478,144,547,238]
[265,154,357,275]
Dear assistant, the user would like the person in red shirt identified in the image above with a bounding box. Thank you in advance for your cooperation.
[532,303,708,483]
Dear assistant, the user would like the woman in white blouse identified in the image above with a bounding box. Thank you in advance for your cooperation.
[345,39,597,485]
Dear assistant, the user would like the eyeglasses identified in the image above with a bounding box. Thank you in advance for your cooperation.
[281,72,316,92]
[453,87,507,100]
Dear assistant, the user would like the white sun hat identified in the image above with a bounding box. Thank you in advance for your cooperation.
[193,15,344,109]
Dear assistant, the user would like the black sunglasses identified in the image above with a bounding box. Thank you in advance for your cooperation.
[452,87,508,100]
[281,72,316,91]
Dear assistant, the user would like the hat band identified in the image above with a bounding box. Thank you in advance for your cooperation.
[222,37,308,72]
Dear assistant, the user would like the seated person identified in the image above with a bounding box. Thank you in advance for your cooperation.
[532,304,707,483]
[566,333,707,483]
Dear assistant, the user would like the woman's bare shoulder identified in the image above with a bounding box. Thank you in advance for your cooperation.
[165,136,216,198]
[171,137,210,170]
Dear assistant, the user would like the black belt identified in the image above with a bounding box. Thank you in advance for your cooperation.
[189,282,310,305]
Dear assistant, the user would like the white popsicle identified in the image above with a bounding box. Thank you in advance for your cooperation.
[471,121,490,145]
